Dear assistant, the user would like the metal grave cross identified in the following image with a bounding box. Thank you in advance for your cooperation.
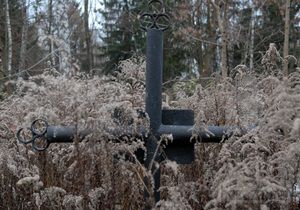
[16,0,249,207]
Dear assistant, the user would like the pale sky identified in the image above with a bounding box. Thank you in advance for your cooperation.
[77,0,104,29]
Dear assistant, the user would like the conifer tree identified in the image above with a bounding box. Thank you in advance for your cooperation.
[100,0,146,73]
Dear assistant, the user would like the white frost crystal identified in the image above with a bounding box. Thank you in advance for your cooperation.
[164,161,179,176]
[16,175,43,191]
[292,118,300,135]
[63,195,83,210]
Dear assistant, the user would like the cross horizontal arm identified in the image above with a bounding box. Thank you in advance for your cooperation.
[44,124,249,145]
[46,126,89,143]
[157,125,233,144]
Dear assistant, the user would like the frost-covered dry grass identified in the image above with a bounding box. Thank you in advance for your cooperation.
[0,55,299,209]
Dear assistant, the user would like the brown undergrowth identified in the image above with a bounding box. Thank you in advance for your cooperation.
[0,53,299,209]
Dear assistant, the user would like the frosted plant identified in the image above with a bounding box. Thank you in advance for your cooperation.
[63,195,84,210]
[0,57,148,209]
[0,54,299,209]
[156,186,192,210]
[204,70,300,209]
[16,175,43,190]
[261,43,283,76]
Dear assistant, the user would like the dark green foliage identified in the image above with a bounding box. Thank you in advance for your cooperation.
[99,0,147,73]
[255,3,299,64]
[99,0,190,81]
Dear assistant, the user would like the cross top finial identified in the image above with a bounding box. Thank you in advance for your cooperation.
[140,0,170,31]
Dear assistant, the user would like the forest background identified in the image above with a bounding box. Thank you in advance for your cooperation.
[0,0,299,84]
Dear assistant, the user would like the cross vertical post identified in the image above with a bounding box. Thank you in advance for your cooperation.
[144,28,164,205]
[145,29,163,132]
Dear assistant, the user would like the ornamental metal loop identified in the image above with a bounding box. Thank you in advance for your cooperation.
[140,0,170,31]
[16,119,50,151]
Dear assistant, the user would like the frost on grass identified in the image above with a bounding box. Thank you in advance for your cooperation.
[0,58,148,209]
[17,175,43,190]
[202,70,300,209]
[0,55,299,209]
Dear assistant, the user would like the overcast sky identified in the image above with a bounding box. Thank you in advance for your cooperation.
[78,0,103,29]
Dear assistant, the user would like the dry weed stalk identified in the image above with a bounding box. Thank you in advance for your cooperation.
[0,52,299,209]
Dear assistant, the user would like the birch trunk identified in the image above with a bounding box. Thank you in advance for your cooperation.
[56,0,72,74]
[5,0,12,79]
[19,0,28,77]
[84,0,92,71]
[249,7,255,71]
[211,0,228,79]
[48,0,56,66]
[283,0,290,76]
[0,45,3,82]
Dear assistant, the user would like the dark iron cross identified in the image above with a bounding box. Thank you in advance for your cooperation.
[17,0,251,207]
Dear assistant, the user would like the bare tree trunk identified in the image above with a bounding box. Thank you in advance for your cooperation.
[211,0,228,79]
[283,0,290,76]
[5,0,12,79]
[194,0,204,77]
[203,0,216,77]
[0,41,4,80]
[84,0,92,71]
[56,0,72,74]
[19,0,28,77]
[249,7,255,71]
[48,0,56,66]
